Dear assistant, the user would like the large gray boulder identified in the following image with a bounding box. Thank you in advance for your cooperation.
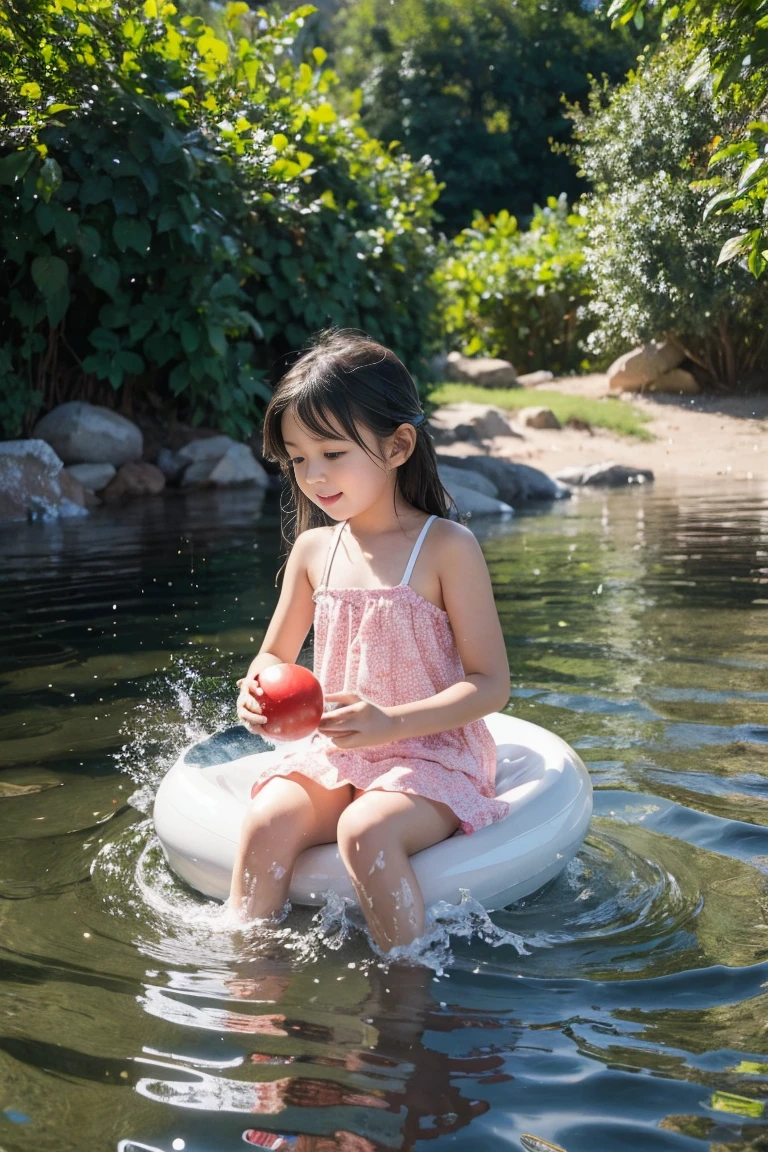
[176,435,237,465]
[438,453,569,505]
[181,443,269,488]
[33,401,143,466]
[438,463,499,499]
[447,483,514,518]
[0,439,88,521]
[555,461,654,487]
[445,351,518,389]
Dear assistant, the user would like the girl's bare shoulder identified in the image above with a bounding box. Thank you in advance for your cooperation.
[428,517,488,577]
[294,525,336,590]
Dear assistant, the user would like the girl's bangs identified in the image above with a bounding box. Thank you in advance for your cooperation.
[267,383,373,463]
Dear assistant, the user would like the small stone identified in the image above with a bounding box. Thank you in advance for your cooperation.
[517,370,554,387]
[155,447,185,482]
[65,462,116,492]
[517,406,561,430]
[100,461,166,502]
[554,461,654,487]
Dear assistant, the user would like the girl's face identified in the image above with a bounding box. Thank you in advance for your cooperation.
[281,406,403,521]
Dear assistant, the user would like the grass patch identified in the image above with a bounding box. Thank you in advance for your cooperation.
[426,382,654,441]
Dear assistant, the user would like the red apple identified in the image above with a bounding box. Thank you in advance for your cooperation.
[253,663,324,743]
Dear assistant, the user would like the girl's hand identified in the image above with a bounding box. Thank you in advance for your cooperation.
[236,677,267,733]
[318,692,396,749]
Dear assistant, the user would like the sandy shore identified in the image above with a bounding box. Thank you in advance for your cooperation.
[440,374,768,484]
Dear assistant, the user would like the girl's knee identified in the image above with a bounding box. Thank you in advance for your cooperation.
[336,802,394,874]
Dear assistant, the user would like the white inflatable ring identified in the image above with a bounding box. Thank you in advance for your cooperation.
[153,712,592,911]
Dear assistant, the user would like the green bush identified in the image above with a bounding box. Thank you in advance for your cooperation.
[329,0,646,233]
[0,0,440,438]
[569,45,768,388]
[432,194,594,374]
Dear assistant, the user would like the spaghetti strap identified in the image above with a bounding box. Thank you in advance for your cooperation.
[399,515,437,587]
[318,520,347,590]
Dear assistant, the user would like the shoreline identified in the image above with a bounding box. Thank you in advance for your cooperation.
[437,374,768,484]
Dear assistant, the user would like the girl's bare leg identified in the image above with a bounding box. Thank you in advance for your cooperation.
[335,790,460,952]
[230,773,353,920]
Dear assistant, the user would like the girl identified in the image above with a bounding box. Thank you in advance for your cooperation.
[231,330,510,953]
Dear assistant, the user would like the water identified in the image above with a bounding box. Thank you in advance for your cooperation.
[1,482,768,1152]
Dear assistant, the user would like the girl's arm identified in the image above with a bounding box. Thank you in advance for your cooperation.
[237,530,318,728]
[386,522,510,740]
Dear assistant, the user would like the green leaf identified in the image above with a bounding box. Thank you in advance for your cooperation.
[89,328,121,351]
[716,231,758,267]
[683,48,710,91]
[76,224,101,258]
[710,1092,764,1118]
[79,175,112,206]
[53,206,80,247]
[35,201,56,236]
[46,287,70,328]
[113,217,151,254]
[31,255,68,298]
[36,157,63,203]
[0,149,36,185]
[85,256,120,297]
[207,324,227,355]
[180,323,199,353]
[210,274,240,299]
[702,189,736,221]
[116,349,145,375]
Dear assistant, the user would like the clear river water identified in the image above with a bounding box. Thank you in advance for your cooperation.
[1,480,767,1152]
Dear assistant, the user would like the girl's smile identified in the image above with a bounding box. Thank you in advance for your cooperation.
[317,493,342,506]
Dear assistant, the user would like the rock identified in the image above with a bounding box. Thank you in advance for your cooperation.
[101,461,166,502]
[429,403,523,443]
[208,444,270,488]
[58,469,91,508]
[166,422,227,453]
[176,435,237,466]
[564,417,593,435]
[608,341,684,393]
[33,401,143,466]
[517,370,554,387]
[438,463,499,500]
[645,368,700,395]
[0,439,88,521]
[447,483,514,518]
[182,444,269,488]
[554,461,654,487]
[65,462,116,492]
[517,406,561,430]
[437,453,569,504]
[429,351,449,379]
[445,351,518,389]
[155,448,186,483]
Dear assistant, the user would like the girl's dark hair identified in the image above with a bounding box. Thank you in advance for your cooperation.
[262,329,455,571]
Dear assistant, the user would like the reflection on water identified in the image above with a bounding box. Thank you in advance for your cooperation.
[1,481,768,1151]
